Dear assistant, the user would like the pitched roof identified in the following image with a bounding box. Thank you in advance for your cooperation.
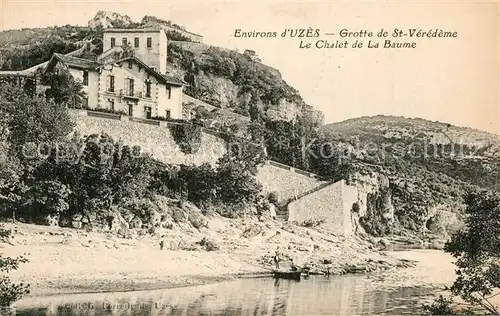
[55,53,102,69]
[115,56,185,87]
[49,53,102,70]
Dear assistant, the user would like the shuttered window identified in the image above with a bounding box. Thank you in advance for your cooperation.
[106,75,115,92]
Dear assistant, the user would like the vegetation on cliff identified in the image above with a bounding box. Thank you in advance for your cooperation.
[424,189,500,315]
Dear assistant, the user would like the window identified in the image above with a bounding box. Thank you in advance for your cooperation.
[147,37,152,48]
[110,37,116,48]
[128,61,133,69]
[166,86,171,99]
[108,99,115,111]
[83,97,88,108]
[145,80,151,98]
[145,106,152,119]
[134,37,139,48]
[165,110,171,119]
[127,78,134,96]
[107,75,115,92]
[83,70,89,86]
[122,37,128,47]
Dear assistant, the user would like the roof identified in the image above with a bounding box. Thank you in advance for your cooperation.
[103,28,164,33]
[115,56,185,87]
[49,53,102,71]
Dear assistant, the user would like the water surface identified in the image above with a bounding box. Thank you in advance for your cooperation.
[14,250,455,316]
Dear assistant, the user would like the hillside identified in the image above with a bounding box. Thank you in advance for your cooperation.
[319,116,499,234]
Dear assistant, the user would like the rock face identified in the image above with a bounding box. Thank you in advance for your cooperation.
[349,172,395,236]
[88,11,133,29]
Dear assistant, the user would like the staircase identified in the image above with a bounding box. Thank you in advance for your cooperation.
[276,181,334,221]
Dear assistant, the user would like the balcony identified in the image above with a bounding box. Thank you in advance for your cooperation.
[119,89,140,100]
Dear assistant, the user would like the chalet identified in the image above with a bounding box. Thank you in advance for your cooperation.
[44,28,186,120]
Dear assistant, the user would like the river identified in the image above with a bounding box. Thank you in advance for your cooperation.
[13,250,456,315]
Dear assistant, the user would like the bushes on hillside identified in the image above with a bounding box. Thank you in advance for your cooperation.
[150,156,262,214]
[168,122,202,154]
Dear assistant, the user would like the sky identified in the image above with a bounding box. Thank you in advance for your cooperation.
[1,0,499,134]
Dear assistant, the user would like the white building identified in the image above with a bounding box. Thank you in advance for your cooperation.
[44,28,186,120]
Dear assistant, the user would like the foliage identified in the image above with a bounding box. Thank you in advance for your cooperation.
[425,189,500,315]
[0,36,80,70]
[213,156,262,205]
[168,123,202,154]
[150,156,262,214]
[0,225,30,307]
[22,180,71,220]
[165,30,192,42]
[0,83,75,161]
[423,295,462,315]
[43,68,86,108]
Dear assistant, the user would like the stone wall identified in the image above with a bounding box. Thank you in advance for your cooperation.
[71,111,327,204]
[71,111,226,166]
[288,180,350,235]
[287,174,395,236]
[256,162,326,204]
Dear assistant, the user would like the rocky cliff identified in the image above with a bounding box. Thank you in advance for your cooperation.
[88,11,134,29]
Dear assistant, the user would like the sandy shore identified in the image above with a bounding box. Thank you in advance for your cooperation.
[1,219,413,297]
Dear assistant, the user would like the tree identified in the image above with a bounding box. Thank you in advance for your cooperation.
[0,225,30,307]
[424,188,500,315]
[43,69,85,108]
[243,49,261,63]
[0,83,75,162]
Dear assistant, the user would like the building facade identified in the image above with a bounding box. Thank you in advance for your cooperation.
[102,29,168,74]
[44,28,185,120]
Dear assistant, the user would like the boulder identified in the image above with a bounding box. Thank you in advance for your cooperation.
[45,214,59,226]
[58,216,71,227]
[129,217,143,229]
[72,221,82,229]
[109,213,130,233]
[269,204,277,219]
[199,237,220,251]
[72,214,84,221]
[171,207,187,223]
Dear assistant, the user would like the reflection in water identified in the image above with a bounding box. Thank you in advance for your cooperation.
[15,274,439,316]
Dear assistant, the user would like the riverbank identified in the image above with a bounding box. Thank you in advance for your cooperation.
[1,218,415,297]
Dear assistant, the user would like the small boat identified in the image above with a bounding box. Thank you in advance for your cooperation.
[272,270,302,281]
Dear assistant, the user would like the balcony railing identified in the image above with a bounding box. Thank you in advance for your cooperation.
[119,89,141,99]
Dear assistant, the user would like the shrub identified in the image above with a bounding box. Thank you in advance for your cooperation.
[0,225,30,307]
[168,123,202,154]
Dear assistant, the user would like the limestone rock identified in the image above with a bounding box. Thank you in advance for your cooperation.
[129,217,143,229]
[45,214,59,226]
[88,11,133,29]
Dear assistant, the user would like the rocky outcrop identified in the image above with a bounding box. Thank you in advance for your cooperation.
[266,99,302,122]
[349,172,395,236]
[88,11,134,29]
